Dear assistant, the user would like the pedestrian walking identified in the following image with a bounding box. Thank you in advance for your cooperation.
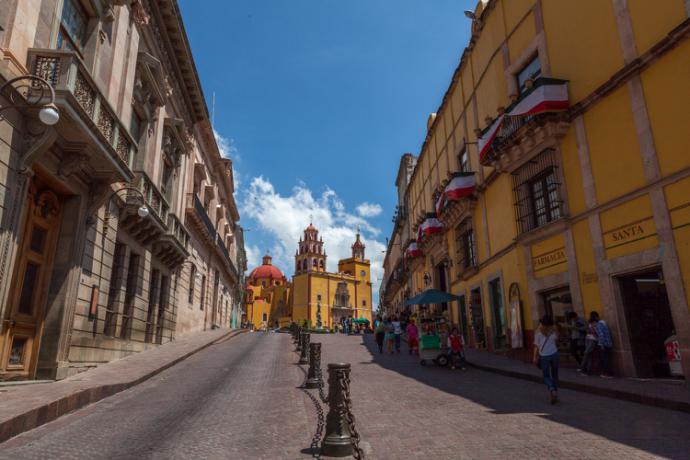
[392,315,402,354]
[374,315,385,353]
[579,317,599,375]
[448,327,466,370]
[534,315,559,404]
[591,311,614,378]
[385,319,395,354]
[566,311,586,364]
[406,319,419,356]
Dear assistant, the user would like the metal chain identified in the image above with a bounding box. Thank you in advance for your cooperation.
[315,351,328,403]
[299,364,325,459]
[339,371,364,459]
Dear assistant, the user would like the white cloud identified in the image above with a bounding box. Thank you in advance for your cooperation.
[213,129,239,161]
[240,176,385,305]
[356,202,382,217]
[245,244,261,269]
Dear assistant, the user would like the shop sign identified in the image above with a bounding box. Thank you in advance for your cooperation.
[532,247,567,272]
[603,216,656,249]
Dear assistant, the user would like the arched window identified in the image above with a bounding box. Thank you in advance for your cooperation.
[320,259,324,269]
[313,259,318,268]
[188,265,196,304]
[302,259,308,270]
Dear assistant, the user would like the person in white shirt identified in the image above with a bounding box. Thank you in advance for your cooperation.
[533,315,559,404]
[391,316,402,354]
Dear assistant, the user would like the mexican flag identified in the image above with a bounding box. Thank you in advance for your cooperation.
[478,78,569,161]
[478,114,504,162]
[418,214,444,240]
[405,242,423,258]
[444,172,476,200]
[508,78,569,116]
[435,191,448,217]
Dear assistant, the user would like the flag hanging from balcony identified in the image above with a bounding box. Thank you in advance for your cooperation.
[444,172,476,200]
[417,214,444,241]
[508,78,569,116]
[478,78,569,162]
[405,242,423,258]
[435,192,448,217]
[478,114,504,162]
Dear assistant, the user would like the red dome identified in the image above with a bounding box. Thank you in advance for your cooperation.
[248,254,286,284]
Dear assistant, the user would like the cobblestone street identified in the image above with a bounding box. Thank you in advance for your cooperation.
[2,332,690,459]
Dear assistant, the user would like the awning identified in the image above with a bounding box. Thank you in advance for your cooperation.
[404,289,461,306]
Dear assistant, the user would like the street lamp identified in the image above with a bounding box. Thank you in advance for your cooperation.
[0,75,59,124]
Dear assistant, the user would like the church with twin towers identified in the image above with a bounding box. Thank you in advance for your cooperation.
[243,223,373,329]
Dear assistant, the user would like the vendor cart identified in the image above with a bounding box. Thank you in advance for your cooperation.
[419,318,451,366]
[404,288,461,367]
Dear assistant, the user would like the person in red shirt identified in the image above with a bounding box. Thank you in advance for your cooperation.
[406,320,419,356]
[448,327,466,370]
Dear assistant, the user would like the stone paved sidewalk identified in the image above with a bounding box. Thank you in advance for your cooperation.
[310,333,690,459]
[0,327,246,443]
[463,348,690,413]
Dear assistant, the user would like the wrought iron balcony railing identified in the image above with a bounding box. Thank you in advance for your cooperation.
[28,49,137,179]
[167,213,190,250]
[132,172,169,228]
[193,194,216,238]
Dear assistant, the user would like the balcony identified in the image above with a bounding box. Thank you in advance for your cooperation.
[216,233,239,280]
[480,112,570,173]
[185,193,216,243]
[28,49,136,182]
[133,171,169,227]
[152,213,190,270]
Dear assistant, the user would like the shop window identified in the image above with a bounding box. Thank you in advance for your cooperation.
[120,252,141,340]
[262,312,268,322]
[455,219,476,270]
[517,55,542,94]
[57,0,89,55]
[200,275,206,310]
[188,265,196,304]
[104,243,127,336]
[512,149,562,234]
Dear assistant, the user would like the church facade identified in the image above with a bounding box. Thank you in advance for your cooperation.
[244,224,373,329]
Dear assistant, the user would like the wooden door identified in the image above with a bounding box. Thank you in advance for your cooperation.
[1,185,61,379]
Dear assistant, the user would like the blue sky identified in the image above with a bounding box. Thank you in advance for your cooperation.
[178,0,473,304]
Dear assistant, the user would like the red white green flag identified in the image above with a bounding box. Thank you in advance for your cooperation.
[444,172,476,200]
[418,214,444,240]
[405,242,423,258]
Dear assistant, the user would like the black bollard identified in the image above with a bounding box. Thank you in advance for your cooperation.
[299,332,310,365]
[321,363,353,457]
[305,342,321,389]
[296,328,303,352]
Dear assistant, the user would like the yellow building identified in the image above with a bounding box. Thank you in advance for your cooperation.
[382,0,690,380]
[292,224,373,328]
[244,255,290,329]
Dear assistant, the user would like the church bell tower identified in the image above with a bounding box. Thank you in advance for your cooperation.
[294,223,327,275]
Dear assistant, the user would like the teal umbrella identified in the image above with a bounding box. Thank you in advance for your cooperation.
[352,317,370,324]
[404,289,461,306]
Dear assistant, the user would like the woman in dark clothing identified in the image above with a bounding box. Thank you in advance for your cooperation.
[374,315,385,353]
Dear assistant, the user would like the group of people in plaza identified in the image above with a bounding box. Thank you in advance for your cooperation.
[372,315,467,369]
[337,316,366,335]
[534,310,614,404]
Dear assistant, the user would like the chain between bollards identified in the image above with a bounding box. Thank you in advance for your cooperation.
[296,327,303,352]
[299,332,310,365]
[320,363,363,459]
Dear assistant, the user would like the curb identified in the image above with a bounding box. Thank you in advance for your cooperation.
[0,329,248,443]
[467,361,690,414]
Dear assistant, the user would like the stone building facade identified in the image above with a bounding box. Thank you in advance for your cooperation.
[382,0,690,380]
[0,0,245,380]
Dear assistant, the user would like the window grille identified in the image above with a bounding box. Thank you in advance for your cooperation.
[512,149,562,234]
[455,218,476,271]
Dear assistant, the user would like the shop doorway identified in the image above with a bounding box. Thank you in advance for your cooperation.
[540,287,572,353]
[458,295,469,343]
[470,287,485,348]
[434,262,449,315]
[1,183,62,379]
[618,269,676,378]
[489,279,507,349]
